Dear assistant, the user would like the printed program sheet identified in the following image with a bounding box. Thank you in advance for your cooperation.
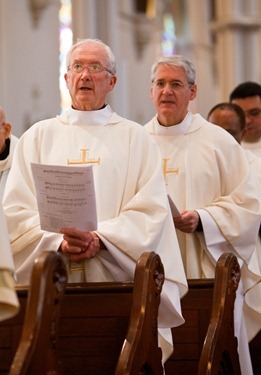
[31,163,97,233]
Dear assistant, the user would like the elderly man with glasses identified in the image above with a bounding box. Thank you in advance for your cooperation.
[3,38,188,364]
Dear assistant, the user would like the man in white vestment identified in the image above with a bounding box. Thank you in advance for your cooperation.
[230,81,261,158]
[0,203,19,321]
[2,39,188,363]
[208,102,261,272]
[0,106,18,200]
[207,102,261,198]
[144,55,261,374]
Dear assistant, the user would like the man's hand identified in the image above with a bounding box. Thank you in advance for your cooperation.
[173,210,200,233]
[59,228,101,263]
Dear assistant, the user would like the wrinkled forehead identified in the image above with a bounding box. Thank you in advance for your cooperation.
[154,64,187,80]
[69,44,108,64]
[232,95,261,110]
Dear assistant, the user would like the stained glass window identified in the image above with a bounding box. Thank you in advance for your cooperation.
[161,13,176,56]
[59,0,72,112]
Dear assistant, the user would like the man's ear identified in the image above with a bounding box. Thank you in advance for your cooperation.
[150,86,153,99]
[108,75,117,91]
[64,73,69,88]
[189,84,197,100]
[3,123,11,139]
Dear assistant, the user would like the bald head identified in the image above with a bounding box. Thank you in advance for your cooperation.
[207,102,246,144]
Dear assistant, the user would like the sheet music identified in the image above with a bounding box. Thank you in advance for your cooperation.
[167,194,181,218]
[31,163,97,233]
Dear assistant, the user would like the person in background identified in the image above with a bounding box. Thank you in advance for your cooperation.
[207,101,261,271]
[144,55,261,375]
[208,102,246,143]
[0,203,19,321]
[0,106,18,199]
[230,81,261,157]
[2,38,188,364]
[207,102,261,189]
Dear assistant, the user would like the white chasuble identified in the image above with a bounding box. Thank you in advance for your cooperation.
[145,112,261,374]
[3,105,188,362]
[242,137,261,158]
[0,204,19,321]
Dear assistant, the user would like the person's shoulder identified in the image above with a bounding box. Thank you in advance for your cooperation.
[28,116,60,132]
[194,113,234,137]
[144,118,154,129]
[15,117,59,144]
[190,113,217,135]
[10,134,19,142]
[192,114,243,151]
[10,134,19,148]
[244,149,261,165]
[111,112,146,132]
[192,113,219,131]
[111,112,138,125]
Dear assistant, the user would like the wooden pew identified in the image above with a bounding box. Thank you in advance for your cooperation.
[197,253,241,374]
[115,251,164,374]
[165,253,242,375]
[8,251,67,375]
[1,252,260,375]
[0,251,164,375]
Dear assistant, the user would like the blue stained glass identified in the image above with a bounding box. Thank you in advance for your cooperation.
[161,14,176,56]
[59,0,72,112]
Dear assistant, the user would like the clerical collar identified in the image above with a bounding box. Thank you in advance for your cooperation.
[154,112,192,135]
[68,104,113,126]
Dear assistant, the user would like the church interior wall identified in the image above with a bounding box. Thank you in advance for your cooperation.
[0,0,260,138]
[0,0,61,137]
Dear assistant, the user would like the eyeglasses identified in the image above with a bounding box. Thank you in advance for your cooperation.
[152,80,193,91]
[67,62,113,75]
[245,109,261,119]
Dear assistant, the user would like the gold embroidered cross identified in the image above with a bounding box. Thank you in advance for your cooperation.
[69,263,87,282]
[67,148,100,165]
[162,158,179,181]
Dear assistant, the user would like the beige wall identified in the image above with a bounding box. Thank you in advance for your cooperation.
[0,0,60,137]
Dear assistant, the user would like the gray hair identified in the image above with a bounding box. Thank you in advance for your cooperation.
[150,55,196,85]
[66,38,116,75]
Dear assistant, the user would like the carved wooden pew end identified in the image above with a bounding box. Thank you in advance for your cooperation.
[115,252,164,375]
[198,253,241,375]
[9,251,68,375]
